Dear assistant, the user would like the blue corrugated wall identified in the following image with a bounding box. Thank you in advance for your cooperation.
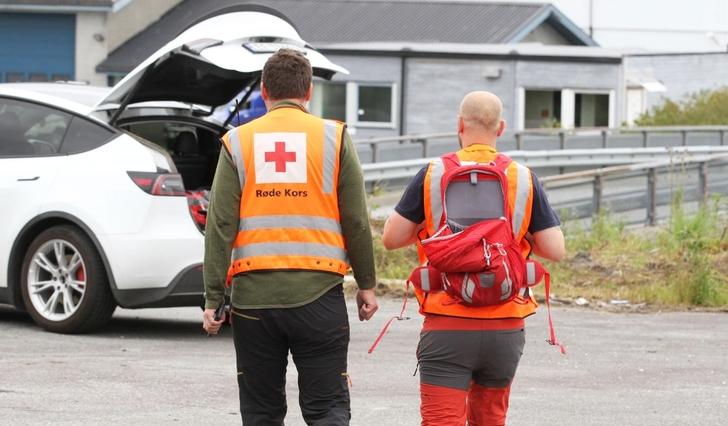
[0,13,75,82]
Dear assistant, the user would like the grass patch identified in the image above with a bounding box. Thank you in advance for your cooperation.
[370,218,419,281]
[544,199,728,308]
[370,199,728,309]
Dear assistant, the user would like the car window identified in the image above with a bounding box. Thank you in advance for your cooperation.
[0,98,71,157]
[60,116,115,154]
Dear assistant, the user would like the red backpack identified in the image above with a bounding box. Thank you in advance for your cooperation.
[411,153,564,353]
[368,153,564,354]
[413,153,537,305]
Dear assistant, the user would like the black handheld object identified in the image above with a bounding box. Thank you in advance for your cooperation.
[213,300,226,321]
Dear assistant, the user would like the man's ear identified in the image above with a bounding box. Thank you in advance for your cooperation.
[457,116,465,134]
[260,82,269,101]
[303,83,313,102]
[496,119,506,137]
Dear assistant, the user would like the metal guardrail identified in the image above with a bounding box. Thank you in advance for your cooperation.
[362,146,728,184]
[355,126,728,163]
[541,153,728,225]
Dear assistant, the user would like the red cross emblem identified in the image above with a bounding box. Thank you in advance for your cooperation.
[264,141,297,172]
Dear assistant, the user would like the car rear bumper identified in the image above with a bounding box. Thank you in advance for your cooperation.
[112,263,205,308]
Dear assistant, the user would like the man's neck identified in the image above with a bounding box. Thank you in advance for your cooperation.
[461,137,497,149]
[268,98,307,110]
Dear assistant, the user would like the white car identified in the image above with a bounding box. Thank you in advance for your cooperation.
[0,6,346,333]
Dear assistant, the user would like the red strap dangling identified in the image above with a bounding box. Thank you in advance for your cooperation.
[368,282,411,354]
[542,272,566,354]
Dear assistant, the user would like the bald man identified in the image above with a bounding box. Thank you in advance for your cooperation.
[382,91,565,425]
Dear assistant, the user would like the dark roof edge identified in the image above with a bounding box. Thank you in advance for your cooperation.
[0,4,112,12]
[319,47,621,64]
[506,4,598,47]
[625,50,728,58]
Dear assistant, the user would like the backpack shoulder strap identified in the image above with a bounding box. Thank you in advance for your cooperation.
[493,153,513,170]
[441,152,461,172]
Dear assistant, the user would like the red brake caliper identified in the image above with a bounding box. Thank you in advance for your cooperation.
[76,266,85,285]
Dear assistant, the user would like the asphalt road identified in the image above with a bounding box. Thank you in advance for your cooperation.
[1,299,727,425]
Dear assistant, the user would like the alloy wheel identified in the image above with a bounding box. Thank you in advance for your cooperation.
[26,239,87,322]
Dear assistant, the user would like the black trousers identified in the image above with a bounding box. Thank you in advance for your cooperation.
[232,284,351,425]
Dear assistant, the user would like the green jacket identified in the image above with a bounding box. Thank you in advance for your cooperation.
[203,101,375,309]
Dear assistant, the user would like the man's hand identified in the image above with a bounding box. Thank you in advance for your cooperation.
[356,289,378,321]
[202,308,225,335]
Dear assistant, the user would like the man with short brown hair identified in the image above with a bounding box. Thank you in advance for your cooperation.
[203,49,378,425]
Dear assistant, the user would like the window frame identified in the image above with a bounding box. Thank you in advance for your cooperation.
[517,87,615,130]
[312,81,398,130]
[351,82,398,129]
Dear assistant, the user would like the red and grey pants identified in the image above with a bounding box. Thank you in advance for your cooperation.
[417,315,526,426]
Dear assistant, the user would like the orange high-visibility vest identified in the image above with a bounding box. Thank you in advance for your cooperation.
[417,144,537,319]
[222,105,349,277]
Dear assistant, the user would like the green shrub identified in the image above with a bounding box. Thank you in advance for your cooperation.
[635,86,728,126]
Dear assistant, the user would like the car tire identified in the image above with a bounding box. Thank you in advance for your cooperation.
[20,225,116,333]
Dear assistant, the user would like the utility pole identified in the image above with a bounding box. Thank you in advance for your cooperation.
[588,0,594,38]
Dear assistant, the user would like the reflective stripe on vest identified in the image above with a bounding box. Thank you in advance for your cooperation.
[239,215,343,233]
[420,267,431,291]
[223,106,349,277]
[234,242,347,261]
[323,120,338,194]
[226,127,245,189]
[511,162,533,240]
[424,158,446,236]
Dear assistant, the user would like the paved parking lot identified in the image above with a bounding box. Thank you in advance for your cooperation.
[1,299,727,425]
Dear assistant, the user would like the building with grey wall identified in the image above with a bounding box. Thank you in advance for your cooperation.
[623,52,728,123]
[321,43,623,138]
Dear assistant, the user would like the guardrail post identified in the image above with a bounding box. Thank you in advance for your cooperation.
[371,142,379,163]
[592,175,603,217]
[515,133,523,150]
[720,130,726,146]
[416,138,428,158]
[601,130,608,148]
[681,130,688,146]
[646,168,657,226]
[699,162,708,206]
[559,131,566,150]
[642,131,648,148]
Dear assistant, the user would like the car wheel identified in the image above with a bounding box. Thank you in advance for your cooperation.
[20,225,116,333]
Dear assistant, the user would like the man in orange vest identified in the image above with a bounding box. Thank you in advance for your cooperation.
[382,91,565,425]
[202,49,378,425]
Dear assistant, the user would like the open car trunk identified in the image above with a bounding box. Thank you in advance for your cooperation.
[93,5,347,232]
[93,5,346,127]
[119,116,223,190]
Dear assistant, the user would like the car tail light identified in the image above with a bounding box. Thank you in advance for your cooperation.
[186,189,209,233]
[127,172,186,196]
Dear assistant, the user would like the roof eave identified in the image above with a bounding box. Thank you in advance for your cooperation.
[0,4,112,13]
[506,4,598,47]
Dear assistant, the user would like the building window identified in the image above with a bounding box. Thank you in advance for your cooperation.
[311,81,397,128]
[357,85,393,124]
[524,90,561,128]
[312,82,347,122]
[575,93,609,127]
[520,88,614,129]
[5,72,24,82]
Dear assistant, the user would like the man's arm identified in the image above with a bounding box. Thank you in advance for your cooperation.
[337,130,378,320]
[528,171,565,262]
[202,148,241,333]
[382,212,421,250]
[383,165,428,250]
[531,227,565,261]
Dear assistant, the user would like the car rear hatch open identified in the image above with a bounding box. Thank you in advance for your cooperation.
[94,4,348,127]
